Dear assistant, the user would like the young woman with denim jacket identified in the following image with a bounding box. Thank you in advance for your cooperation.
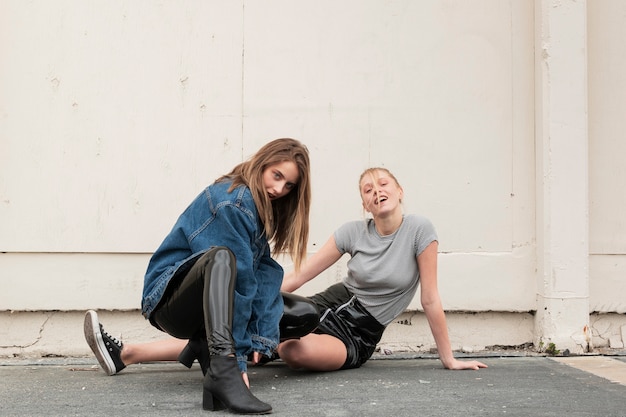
[85,138,316,414]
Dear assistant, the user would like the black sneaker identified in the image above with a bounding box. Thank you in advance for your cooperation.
[83,310,126,375]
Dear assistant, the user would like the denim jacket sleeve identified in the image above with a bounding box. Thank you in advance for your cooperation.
[247,250,284,357]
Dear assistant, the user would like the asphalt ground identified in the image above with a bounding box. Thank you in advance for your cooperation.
[1,354,626,417]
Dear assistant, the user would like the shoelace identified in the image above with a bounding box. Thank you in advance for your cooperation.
[100,324,122,348]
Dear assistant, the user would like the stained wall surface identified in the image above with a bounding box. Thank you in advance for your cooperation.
[0,1,624,354]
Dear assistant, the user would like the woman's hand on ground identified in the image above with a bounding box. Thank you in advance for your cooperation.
[444,358,489,370]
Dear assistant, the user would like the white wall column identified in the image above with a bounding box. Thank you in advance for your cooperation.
[534,0,590,354]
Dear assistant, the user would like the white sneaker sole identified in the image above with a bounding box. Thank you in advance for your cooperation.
[83,310,117,376]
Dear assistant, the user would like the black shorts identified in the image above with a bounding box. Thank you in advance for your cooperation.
[308,283,385,370]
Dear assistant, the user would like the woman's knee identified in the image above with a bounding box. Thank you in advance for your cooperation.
[277,340,306,368]
[277,335,346,371]
[199,246,236,266]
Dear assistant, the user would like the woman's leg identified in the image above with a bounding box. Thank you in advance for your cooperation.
[121,338,188,365]
[285,283,385,372]
[84,310,189,375]
[277,333,347,371]
[152,247,272,414]
[85,292,319,376]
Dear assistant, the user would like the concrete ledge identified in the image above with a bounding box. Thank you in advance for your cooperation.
[1,310,624,359]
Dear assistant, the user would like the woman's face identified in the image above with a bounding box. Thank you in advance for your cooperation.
[263,161,299,200]
[360,170,403,216]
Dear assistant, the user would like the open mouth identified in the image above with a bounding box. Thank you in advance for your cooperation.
[268,193,276,200]
[375,196,388,204]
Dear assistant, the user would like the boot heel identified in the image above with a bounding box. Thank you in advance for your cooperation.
[178,339,210,375]
[202,387,225,411]
[178,344,195,369]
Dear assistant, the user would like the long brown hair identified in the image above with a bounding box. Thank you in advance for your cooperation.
[217,138,311,271]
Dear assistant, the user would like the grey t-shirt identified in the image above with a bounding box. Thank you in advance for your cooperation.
[334,214,438,326]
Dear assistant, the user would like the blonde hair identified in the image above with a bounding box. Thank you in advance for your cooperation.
[358,167,403,219]
[358,167,402,195]
[217,138,311,271]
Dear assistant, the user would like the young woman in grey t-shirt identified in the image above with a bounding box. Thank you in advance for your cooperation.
[278,167,488,372]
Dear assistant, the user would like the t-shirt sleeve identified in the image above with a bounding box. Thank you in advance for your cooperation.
[333,220,362,255]
[412,215,438,256]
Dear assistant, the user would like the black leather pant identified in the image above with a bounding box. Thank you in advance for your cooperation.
[151,248,320,348]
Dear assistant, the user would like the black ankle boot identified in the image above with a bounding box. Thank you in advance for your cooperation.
[178,338,210,375]
[203,355,272,414]
[200,247,272,414]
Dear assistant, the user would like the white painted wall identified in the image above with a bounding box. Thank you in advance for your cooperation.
[588,0,626,315]
[0,0,624,356]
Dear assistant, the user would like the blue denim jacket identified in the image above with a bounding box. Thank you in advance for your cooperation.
[141,180,284,372]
